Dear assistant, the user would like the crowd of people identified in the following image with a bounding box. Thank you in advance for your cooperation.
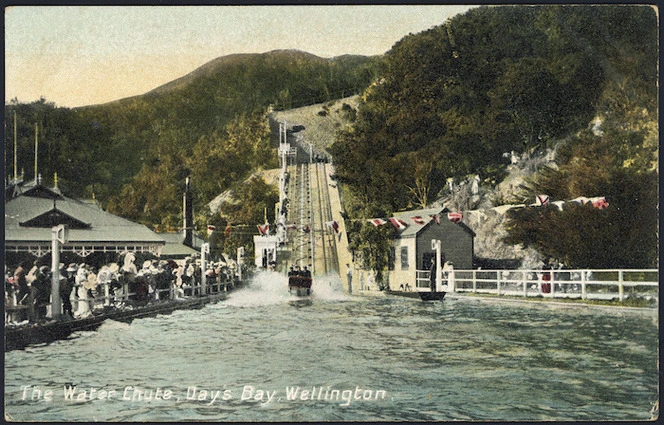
[288,265,312,278]
[5,261,53,324]
[5,253,239,325]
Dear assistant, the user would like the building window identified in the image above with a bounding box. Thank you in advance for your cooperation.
[400,246,409,270]
[388,247,395,270]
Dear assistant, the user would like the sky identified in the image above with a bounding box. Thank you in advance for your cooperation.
[5,5,476,108]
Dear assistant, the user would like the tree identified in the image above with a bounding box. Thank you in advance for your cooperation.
[504,130,658,268]
[213,176,279,257]
[330,5,612,215]
[348,222,396,288]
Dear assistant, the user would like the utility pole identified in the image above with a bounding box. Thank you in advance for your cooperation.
[14,111,17,182]
[432,239,443,292]
[34,123,38,184]
[201,243,210,295]
[51,225,68,318]
[237,247,244,282]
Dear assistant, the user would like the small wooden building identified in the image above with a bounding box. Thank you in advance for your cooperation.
[387,207,475,290]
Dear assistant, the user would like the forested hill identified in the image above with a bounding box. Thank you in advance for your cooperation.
[5,6,658,268]
[147,50,373,105]
[329,5,658,269]
[5,50,381,228]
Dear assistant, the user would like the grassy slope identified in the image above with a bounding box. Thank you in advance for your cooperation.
[270,95,360,155]
[208,96,359,213]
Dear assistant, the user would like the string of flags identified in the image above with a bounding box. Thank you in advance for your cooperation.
[200,194,608,238]
[370,218,387,226]
[411,215,426,225]
[447,212,463,224]
[535,195,609,211]
[389,217,408,230]
[367,213,463,230]
[362,194,608,231]
[570,196,609,210]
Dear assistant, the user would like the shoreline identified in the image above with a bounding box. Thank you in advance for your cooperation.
[376,288,657,315]
[446,292,658,315]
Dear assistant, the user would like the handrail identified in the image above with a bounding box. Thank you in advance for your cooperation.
[5,274,237,323]
[409,268,658,302]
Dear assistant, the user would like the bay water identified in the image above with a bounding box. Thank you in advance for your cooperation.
[4,271,658,421]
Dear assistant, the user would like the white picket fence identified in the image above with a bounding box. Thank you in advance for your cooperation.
[415,269,658,303]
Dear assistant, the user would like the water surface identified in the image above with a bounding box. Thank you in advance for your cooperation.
[4,271,658,421]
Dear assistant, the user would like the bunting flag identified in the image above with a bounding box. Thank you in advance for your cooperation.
[448,212,463,223]
[590,197,609,209]
[369,218,387,227]
[303,225,311,233]
[326,220,340,233]
[552,201,565,211]
[429,214,441,225]
[411,215,426,225]
[225,226,232,237]
[536,195,550,206]
[570,196,590,205]
[257,224,269,236]
[389,218,408,230]
[287,223,298,230]
[207,225,216,235]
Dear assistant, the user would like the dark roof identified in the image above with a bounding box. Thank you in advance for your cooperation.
[19,207,90,229]
[5,188,164,245]
[158,232,200,257]
[6,180,64,201]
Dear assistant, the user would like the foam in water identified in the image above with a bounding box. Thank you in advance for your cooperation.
[97,319,131,330]
[309,274,352,301]
[223,270,351,307]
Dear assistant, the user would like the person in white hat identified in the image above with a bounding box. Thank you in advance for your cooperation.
[121,253,138,301]
[442,261,455,291]
[174,264,185,299]
[74,265,91,318]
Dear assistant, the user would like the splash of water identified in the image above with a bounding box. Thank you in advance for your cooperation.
[309,274,352,301]
[223,270,351,307]
[97,319,131,330]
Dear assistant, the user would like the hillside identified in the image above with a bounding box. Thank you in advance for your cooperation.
[268,94,554,267]
[5,50,380,229]
[208,168,281,214]
[270,95,361,155]
[210,95,360,213]
[329,5,658,269]
[5,6,657,270]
